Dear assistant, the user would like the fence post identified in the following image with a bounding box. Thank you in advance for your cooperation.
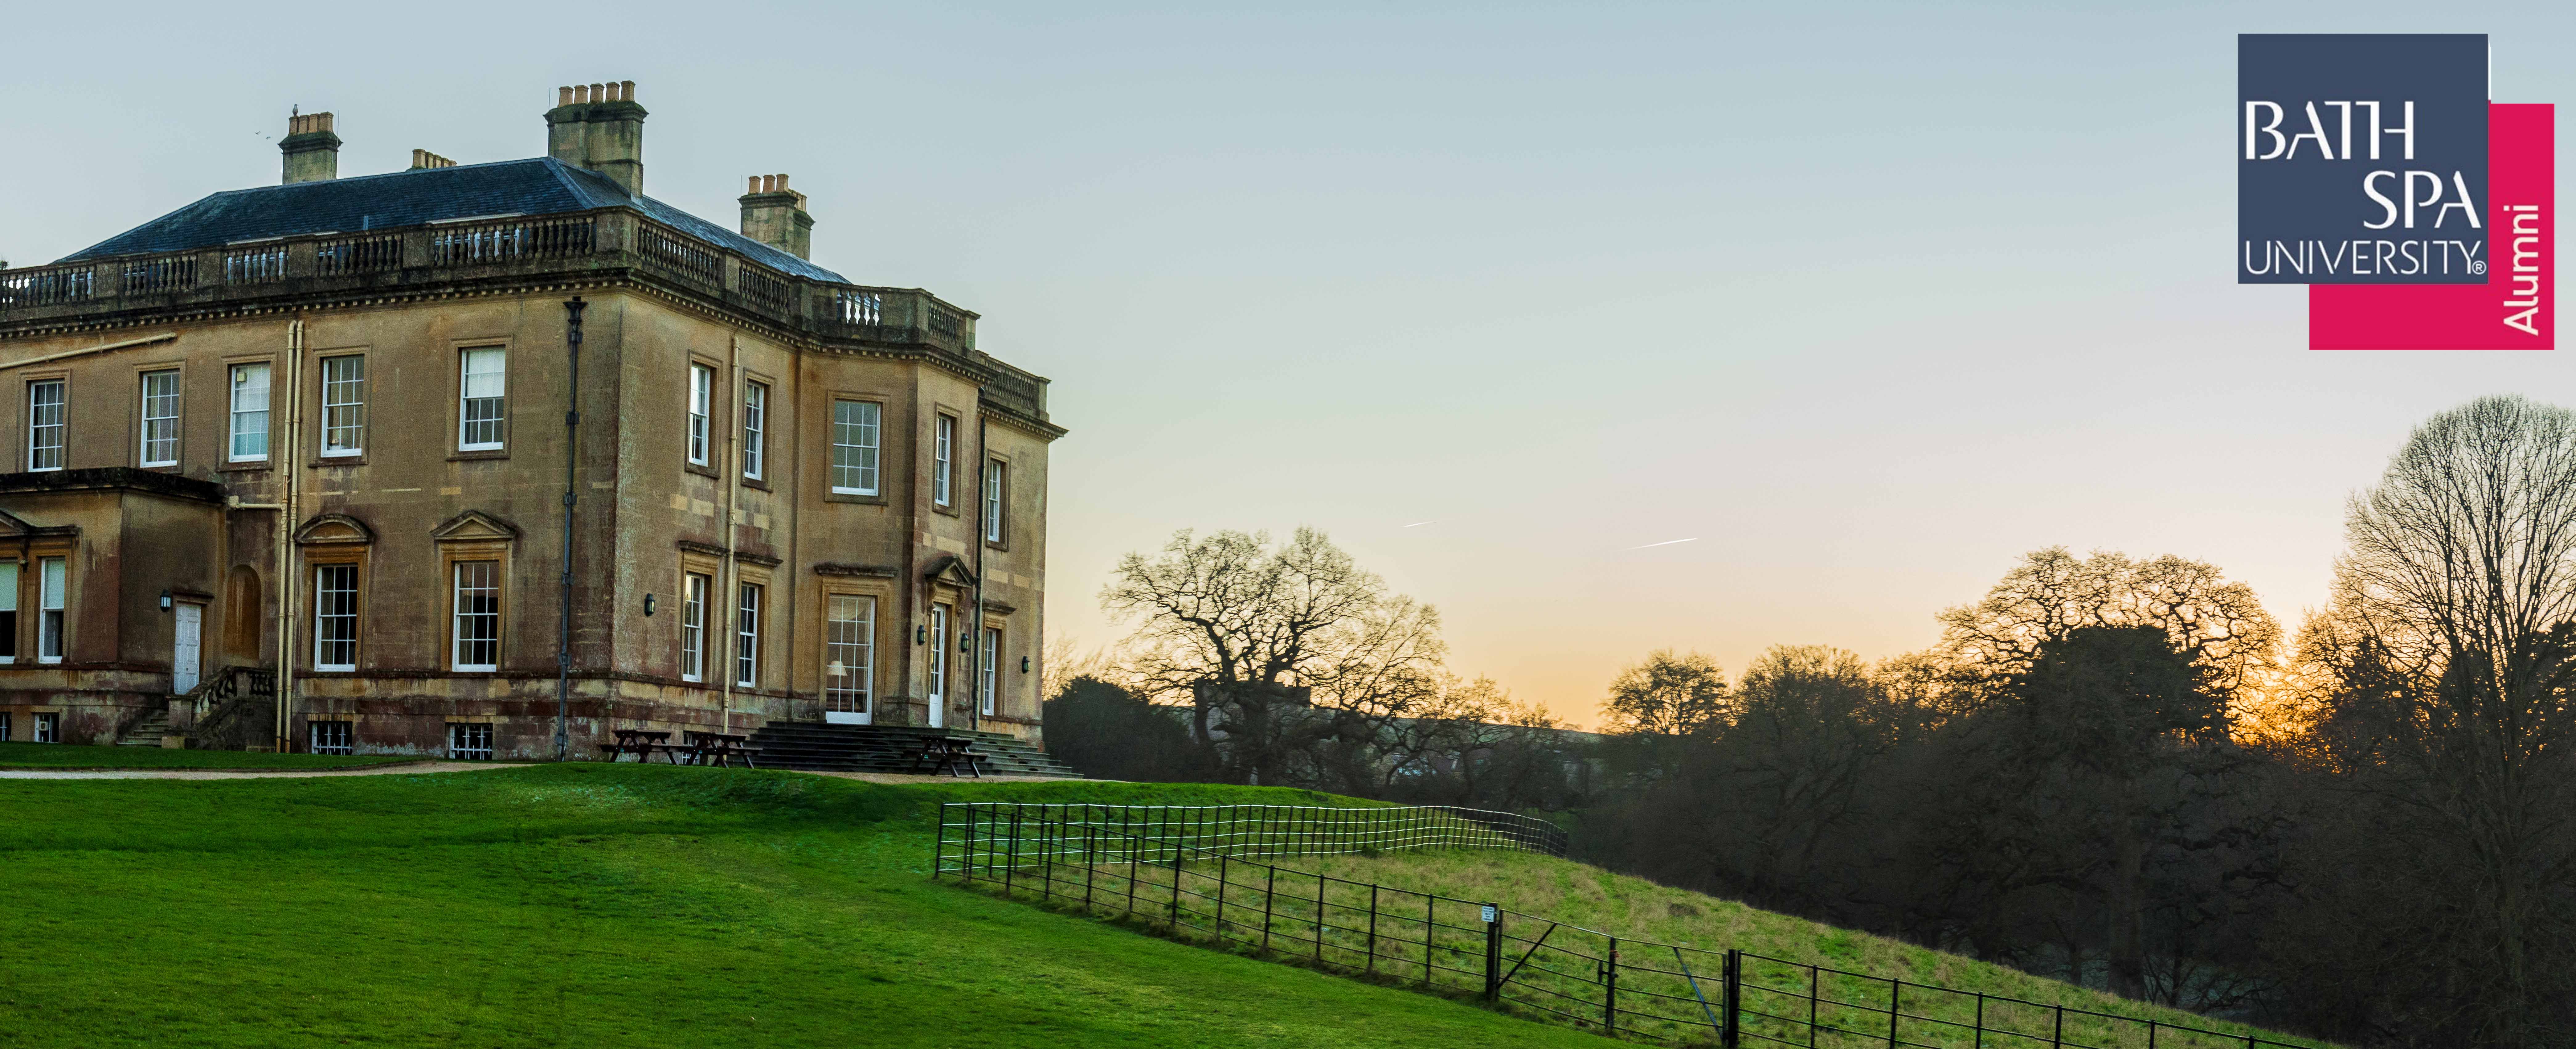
[1262,864,1277,952]
[1425,896,1435,985]
[1084,810,1098,910]
[1367,884,1380,974]
[1723,949,1741,1048]
[1605,937,1618,1035]
[1810,965,1820,1049]
[2053,1004,2063,1049]
[1040,804,1057,900]
[1217,851,1231,937]
[1170,849,1184,927]
[1004,805,1022,896]
[1974,992,1985,1049]
[933,802,949,880]
[1126,820,1141,917]
[1483,903,1502,1003]
[1888,980,1899,1048]
[1316,872,1328,964]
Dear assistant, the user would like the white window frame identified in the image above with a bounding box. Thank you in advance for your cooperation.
[458,348,506,452]
[38,556,66,664]
[448,722,493,760]
[680,572,709,682]
[33,712,58,744]
[139,370,180,468]
[824,594,875,715]
[742,381,767,481]
[229,363,271,462]
[983,459,1006,543]
[313,564,358,672]
[27,379,65,472]
[831,399,881,495]
[319,355,366,457]
[309,720,354,756]
[979,626,1000,716]
[734,581,762,688]
[451,561,500,672]
[0,561,18,665]
[932,415,955,506]
[687,364,713,466]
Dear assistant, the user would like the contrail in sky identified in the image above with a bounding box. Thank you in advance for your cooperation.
[1630,537,1699,549]
[1403,521,1436,527]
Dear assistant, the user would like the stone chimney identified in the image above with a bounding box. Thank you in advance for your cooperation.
[409,149,457,170]
[280,112,341,184]
[545,81,645,197]
[738,174,814,260]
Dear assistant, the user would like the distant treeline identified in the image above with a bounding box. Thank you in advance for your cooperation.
[1045,395,2576,1049]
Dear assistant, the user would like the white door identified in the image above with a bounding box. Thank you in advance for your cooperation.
[926,605,948,728]
[172,603,202,694]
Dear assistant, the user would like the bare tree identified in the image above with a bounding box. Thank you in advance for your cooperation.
[1600,649,1729,736]
[1934,547,2282,713]
[2297,395,2576,1048]
[1101,527,1446,786]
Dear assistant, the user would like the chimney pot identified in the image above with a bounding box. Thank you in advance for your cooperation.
[740,171,816,260]
[548,78,646,196]
[558,86,573,106]
[281,110,342,185]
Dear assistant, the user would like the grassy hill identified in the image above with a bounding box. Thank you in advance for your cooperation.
[0,764,1603,1048]
[1298,848,2328,1048]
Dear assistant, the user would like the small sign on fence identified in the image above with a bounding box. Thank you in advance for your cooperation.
[1482,904,1498,924]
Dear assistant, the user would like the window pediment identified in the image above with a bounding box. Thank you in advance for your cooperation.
[295,513,375,546]
[430,509,521,543]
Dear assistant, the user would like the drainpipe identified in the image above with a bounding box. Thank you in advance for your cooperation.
[716,334,743,736]
[273,318,304,752]
[557,297,584,761]
[970,392,987,734]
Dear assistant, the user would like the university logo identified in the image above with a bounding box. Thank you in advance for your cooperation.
[2238,33,2554,349]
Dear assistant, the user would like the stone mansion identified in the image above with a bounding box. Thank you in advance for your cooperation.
[0,82,1061,760]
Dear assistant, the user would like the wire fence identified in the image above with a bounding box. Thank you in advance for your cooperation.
[933,802,2329,1049]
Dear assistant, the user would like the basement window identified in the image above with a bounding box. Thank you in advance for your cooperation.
[447,722,493,761]
[34,712,59,744]
[309,720,354,756]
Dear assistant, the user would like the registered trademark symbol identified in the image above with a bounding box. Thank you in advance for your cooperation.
[2469,260,2487,275]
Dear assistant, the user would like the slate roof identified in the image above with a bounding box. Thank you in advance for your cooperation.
[59,157,847,284]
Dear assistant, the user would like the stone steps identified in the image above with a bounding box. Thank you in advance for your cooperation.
[117,711,174,747]
[748,722,1082,778]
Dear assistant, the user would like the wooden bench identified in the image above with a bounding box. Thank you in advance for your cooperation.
[910,736,983,778]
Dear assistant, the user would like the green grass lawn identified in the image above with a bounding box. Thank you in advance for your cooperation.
[0,741,424,770]
[0,765,1610,1048]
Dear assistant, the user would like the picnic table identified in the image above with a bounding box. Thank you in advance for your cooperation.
[684,731,760,768]
[910,735,983,778]
[600,729,673,762]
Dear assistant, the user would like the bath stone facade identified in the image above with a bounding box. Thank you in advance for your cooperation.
[0,81,1061,758]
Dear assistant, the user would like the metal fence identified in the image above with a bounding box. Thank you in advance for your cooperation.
[933,803,2326,1049]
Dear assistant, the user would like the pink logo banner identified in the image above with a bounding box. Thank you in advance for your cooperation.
[2309,103,2554,350]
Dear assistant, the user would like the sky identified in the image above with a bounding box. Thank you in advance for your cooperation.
[5,1,2570,728]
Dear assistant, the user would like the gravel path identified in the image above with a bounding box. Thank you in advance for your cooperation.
[0,763,1082,783]
[0,761,523,781]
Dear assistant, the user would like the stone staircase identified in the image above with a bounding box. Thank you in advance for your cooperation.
[747,722,1082,778]
[117,708,174,747]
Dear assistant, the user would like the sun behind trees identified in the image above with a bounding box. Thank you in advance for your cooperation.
[1045,397,2576,1049]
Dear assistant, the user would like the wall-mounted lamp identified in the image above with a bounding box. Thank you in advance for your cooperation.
[959,632,972,652]
[1020,656,1031,673]
[644,593,657,617]
[916,624,928,645]
[159,589,173,611]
